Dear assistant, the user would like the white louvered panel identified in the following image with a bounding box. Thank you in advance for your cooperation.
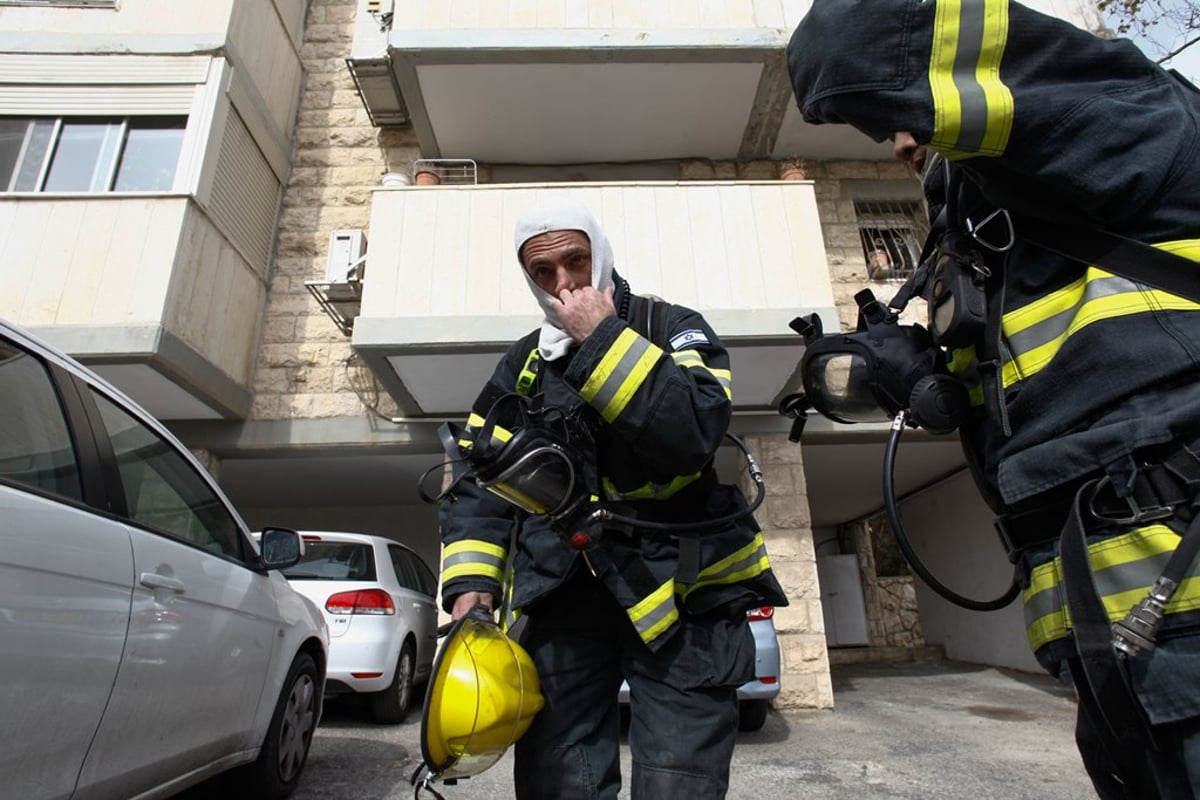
[207,109,280,274]
[366,182,830,321]
[0,53,211,85]
[0,85,198,115]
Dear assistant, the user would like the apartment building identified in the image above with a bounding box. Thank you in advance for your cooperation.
[0,0,1103,709]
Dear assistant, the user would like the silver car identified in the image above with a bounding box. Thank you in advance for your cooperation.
[0,318,329,800]
[278,531,439,724]
[619,606,781,732]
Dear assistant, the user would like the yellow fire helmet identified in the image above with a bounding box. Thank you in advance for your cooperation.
[415,605,544,789]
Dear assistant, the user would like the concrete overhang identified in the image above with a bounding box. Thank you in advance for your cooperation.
[348,26,894,164]
[349,181,836,417]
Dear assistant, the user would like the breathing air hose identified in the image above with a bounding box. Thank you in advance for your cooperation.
[585,432,765,532]
[883,412,1020,611]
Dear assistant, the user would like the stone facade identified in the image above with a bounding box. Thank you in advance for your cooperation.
[851,516,926,649]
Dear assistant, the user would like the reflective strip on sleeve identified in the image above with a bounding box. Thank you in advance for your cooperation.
[678,532,773,599]
[580,327,663,423]
[671,349,732,399]
[1023,524,1200,653]
[929,0,1014,158]
[464,412,515,451]
[441,538,507,583]
[600,472,701,501]
[626,578,680,645]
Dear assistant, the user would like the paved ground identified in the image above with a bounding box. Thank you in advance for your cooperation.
[182,659,1098,799]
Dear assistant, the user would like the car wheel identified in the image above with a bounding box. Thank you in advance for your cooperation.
[239,652,319,799]
[370,642,414,724]
[738,699,770,733]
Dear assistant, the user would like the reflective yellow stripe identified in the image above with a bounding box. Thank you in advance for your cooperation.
[627,578,679,644]
[465,412,514,449]
[1002,266,1200,386]
[929,0,1013,159]
[600,472,701,501]
[580,327,662,423]
[670,349,732,399]
[679,533,772,600]
[516,348,539,396]
[1023,524,1200,652]
[441,538,507,583]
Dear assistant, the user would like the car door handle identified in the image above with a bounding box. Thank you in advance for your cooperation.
[140,572,185,593]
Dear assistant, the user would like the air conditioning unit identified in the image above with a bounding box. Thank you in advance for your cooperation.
[326,229,367,283]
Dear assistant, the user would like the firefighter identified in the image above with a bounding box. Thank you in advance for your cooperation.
[786,1,1200,796]
[438,196,787,799]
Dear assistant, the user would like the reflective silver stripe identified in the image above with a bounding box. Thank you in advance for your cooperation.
[629,596,678,644]
[929,0,1013,157]
[589,335,655,413]
[1005,275,1137,358]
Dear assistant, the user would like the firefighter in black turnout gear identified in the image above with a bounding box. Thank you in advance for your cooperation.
[787,1,1200,797]
[438,197,787,800]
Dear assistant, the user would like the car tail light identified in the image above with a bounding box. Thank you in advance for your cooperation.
[302,534,322,542]
[325,589,395,615]
[757,676,779,685]
[746,606,774,622]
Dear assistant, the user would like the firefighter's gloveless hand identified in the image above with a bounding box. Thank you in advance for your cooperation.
[554,285,615,343]
[450,591,495,621]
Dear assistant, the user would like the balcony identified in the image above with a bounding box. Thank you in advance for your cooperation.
[352,181,835,416]
[0,196,264,420]
[346,0,894,164]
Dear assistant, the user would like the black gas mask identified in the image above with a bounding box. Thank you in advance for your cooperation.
[453,393,603,549]
[780,289,968,439]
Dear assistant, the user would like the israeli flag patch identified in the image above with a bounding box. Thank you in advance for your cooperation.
[669,329,709,351]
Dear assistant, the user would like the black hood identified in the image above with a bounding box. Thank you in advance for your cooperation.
[787,0,1200,233]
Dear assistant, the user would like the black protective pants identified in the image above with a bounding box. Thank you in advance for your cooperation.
[513,567,754,800]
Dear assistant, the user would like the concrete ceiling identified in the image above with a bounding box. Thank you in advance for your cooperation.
[218,420,967,530]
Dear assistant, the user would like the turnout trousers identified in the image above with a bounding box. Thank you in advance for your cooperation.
[513,565,754,800]
[1015,437,1200,799]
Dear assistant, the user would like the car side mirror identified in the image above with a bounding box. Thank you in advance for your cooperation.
[258,527,304,571]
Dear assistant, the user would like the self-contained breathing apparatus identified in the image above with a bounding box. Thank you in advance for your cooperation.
[420,389,766,551]
[777,160,1020,612]
[778,157,1200,636]
[418,290,766,551]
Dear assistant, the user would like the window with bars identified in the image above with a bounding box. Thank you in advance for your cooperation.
[0,117,186,193]
[854,198,929,282]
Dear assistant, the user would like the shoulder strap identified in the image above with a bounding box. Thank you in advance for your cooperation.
[509,330,541,396]
[626,294,675,348]
[1015,217,1200,304]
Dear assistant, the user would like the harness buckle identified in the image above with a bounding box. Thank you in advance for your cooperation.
[1088,475,1175,526]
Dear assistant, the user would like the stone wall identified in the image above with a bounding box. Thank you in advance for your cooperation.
[261,0,412,423]
[851,515,926,649]
[741,433,834,710]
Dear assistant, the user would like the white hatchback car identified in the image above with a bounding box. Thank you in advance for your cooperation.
[278,531,440,723]
[0,318,329,800]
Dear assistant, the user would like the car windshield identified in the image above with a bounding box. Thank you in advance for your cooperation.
[282,541,376,581]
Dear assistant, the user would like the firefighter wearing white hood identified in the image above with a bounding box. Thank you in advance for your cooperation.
[437,197,786,799]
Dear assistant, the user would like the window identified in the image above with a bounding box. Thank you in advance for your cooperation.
[0,340,83,501]
[389,545,436,596]
[283,542,377,581]
[90,390,242,558]
[854,198,930,282]
[0,116,186,193]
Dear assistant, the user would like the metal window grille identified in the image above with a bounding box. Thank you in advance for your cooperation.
[854,199,929,282]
